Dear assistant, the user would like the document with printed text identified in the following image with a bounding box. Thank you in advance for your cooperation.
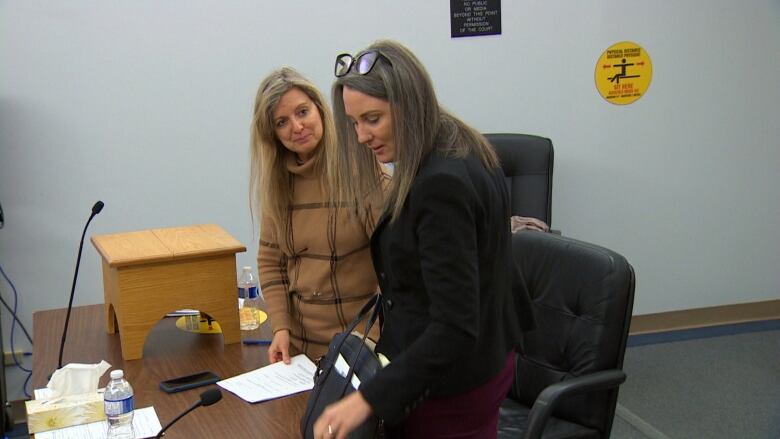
[33,406,162,439]
[217,354,317,403]
[32,388,161,438]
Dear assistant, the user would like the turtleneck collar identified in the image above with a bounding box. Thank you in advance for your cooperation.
[285,151,317,177]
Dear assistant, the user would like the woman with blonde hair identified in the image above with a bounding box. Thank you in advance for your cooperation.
[250,67,387,363]
[314,41,535,438]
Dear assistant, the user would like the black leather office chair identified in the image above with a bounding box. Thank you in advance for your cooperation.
[499,231,635,439]
[485,133,554,227]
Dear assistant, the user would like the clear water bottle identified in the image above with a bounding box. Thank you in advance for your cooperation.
[104,369,135,439]
[238,266,260,330]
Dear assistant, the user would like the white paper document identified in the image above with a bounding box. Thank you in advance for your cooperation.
[217,354,317,403]
[34,406,162,439]
[334,353,362,389]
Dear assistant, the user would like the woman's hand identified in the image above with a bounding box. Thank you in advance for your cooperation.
[313,391,373,439]
[268,329,291,364]
[510,215,549,233]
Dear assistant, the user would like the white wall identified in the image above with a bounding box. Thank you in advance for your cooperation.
[1,1,779,399]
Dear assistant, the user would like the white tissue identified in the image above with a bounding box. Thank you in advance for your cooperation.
[46,360,112,398]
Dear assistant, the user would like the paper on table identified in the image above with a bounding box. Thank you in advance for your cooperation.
[217,354,316,403]
[33,406,162,439]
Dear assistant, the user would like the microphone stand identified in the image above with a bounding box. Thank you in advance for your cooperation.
[57,201,104,371]
[155,389,221,438]
[154,400,202,439]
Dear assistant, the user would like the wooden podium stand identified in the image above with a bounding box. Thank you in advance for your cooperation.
[91,224,246,360]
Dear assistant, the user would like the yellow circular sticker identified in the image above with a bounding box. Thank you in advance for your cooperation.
[595,41,652,105]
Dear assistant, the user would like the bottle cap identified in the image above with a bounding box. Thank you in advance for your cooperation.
[110,369,124,379]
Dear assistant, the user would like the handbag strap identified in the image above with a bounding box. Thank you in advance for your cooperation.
[331,294,382,360]
[338,294,383,396]
[346,293,382,336]
[314,294,382,379]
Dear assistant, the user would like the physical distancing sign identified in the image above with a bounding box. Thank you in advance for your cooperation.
[595,41,652,105]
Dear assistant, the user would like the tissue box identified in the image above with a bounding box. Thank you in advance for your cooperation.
[25,391,106,433]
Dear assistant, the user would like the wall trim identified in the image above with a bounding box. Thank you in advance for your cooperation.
[629,299,780,335]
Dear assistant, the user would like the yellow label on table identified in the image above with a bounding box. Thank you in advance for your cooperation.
[176,314,222,333]
[595,41,653,105]
[175,309,267,333]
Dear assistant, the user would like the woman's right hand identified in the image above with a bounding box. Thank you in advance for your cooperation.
[268,329,291,364]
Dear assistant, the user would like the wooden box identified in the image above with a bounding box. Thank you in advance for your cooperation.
[91,224,246,360]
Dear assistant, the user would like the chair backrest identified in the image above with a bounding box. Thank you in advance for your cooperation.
[510,231,635,435]
[485,133,554,226]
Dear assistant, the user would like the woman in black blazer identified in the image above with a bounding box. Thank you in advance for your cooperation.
[314,40,534,439]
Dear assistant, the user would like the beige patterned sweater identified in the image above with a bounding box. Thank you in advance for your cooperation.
[258,153,387,359]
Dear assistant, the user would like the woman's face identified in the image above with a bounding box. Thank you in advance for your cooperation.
[342,86,395,163]
[272,87,323,162]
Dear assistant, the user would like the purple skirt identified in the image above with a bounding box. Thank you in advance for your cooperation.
[401,352,515,439]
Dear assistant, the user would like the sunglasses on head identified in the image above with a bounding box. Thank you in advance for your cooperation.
[334,51,389,77]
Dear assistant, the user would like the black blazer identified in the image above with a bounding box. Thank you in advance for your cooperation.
[360,150,535,425]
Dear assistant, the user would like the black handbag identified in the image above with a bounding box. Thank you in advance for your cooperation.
[301,294,384,439]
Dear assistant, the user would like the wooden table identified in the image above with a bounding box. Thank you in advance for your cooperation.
[32,305,307,438]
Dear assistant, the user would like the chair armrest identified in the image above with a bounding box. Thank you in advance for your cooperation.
[523,369,626,439]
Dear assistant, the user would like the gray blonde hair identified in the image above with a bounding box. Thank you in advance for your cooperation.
[332,40,498,222]
[249,67,338,241]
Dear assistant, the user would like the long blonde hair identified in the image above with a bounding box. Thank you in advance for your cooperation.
[249,67,339,241]
[332,40,498,222]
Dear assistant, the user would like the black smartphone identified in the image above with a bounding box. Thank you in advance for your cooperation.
[159,371,220,394]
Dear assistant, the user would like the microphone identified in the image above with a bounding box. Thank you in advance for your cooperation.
[155,388,222,438]
[56,200,105,370]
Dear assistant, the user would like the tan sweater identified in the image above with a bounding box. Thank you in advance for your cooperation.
[258,153,387,359]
